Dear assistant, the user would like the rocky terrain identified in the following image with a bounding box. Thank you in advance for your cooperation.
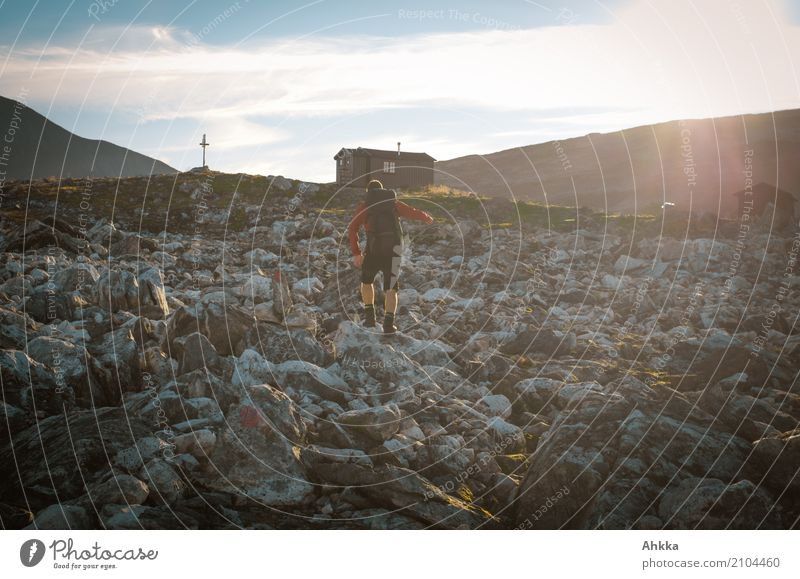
[0,171,798,529]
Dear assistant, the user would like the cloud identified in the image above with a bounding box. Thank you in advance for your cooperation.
[2,0,798,125]
[1,0,798,178]
[152,117,289,153]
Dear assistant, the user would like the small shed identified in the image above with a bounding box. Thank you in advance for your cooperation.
[334,146,435,189]
[732,182,798,228]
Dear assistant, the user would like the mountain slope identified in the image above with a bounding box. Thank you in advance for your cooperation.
[435,109,800,216]
[0,96,177,180]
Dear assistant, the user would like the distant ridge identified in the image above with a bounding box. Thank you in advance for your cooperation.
[0,96,177,180]
[435,109,800,216]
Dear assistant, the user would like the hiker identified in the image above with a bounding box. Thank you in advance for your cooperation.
[348,179,434,334]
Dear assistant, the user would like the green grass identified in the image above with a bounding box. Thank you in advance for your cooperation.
[393,185,591,232]
[7,173,709,240]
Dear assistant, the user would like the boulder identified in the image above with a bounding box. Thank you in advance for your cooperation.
[198,384,314,507]
[478,394,512,418]
[114,437,171,471]
[244,323,326,366]
[1,219,83,254]
[0,408,152,513]
[25,286,88,323]
[0,307,38,349]
[166,301,253,357]
[514,390,630,528]
[0,401,27,438]
[175,331,220,375]
[139,459,185,505]
[231,349,275,387]
[88,325,144,405]
[173,429,217,458]
[751,431,800,495]
[613,254,648,274]
[0,348,64,411]
[95,268,139,312]
[500,327,576,357]
[512,377,563,412]
[88,474,150,506]
[657,478,780,529]
[137,267,169,318]
[334,321,453,384]
[306,463,489,529]
[52,262,99,292]
[26,336,94,405]
[110,234,157,257]
[335,404,402,442]
[241,274,272,303]
[271,360,352,404]
[293,276,323,297]
[25,504,92,530]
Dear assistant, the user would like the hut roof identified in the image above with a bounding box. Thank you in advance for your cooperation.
[334,147,435,162]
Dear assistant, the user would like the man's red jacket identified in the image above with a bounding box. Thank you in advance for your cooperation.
[348,200,432,257]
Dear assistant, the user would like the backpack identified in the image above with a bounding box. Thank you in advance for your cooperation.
[365,188,403,257]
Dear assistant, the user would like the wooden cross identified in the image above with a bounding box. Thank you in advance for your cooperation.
[199,133,210,167]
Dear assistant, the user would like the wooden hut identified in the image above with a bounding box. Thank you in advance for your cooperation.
[334,145,434,189]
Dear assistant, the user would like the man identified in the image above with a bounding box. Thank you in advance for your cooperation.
[348,179,433,334]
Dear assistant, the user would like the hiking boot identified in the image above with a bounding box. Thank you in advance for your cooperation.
[363,304,376,328]
[383,312,397,335]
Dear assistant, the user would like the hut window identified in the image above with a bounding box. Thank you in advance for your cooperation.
[383,161,396,174]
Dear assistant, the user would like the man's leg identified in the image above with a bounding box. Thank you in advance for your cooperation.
[382,288,398,334]
[383,256,399,334]
[384,289,398,314]
[361,282,375,305]
[361,282,376,327]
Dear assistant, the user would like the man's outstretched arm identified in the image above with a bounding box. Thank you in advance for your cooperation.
[396,200,434,224]
[348,202,367,258]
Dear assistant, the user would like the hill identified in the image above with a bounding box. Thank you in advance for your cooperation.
[0,96,177,180]
[435,109,800,217]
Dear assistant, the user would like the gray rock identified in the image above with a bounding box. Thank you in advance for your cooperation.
[101,505,148,530]
[175,331,219,375]
[89,324,144,405]
[173,429,217,458]
[500,327,575,357]
[197,384,314,507]
[89,474,150,506]
[166,301,252,357]
[0,408,153,513]
[95,268,139,312]
[25,286,88,323]
[308,463,489,529]
[25,504,91,530]
[658,478,779,529]
[26,336,93,404]
[335,404,402,442]
[272,359,351,404]
[138,267,169,318]
[139,459,185,505]
[0,307,38,349]
[52,262,99,292]
[114,437,171,471]
[478,394,512,418]
[613,254,648,274]
[751,431,800,495]
[0,401,26,437]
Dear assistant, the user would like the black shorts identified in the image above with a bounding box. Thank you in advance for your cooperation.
[361,252,401,291]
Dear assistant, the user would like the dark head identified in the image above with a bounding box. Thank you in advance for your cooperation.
[367,179,383,191]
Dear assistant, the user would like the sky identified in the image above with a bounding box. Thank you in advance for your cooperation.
[1,0,799,182]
